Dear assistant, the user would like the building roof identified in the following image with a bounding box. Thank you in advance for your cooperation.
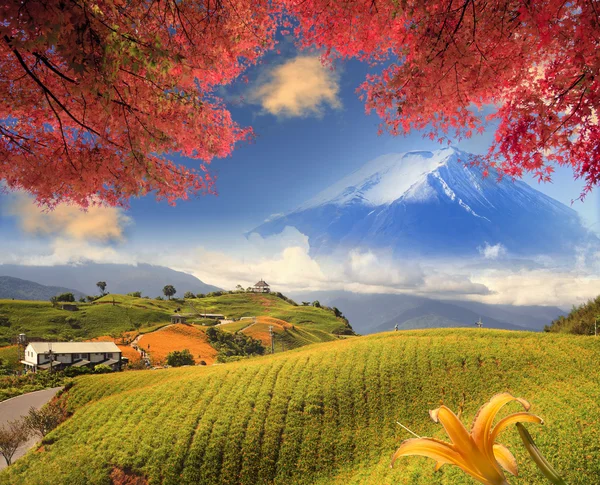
[27,342,121,354]
[254,279,270,287]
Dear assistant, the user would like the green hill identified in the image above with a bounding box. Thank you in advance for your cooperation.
[0,292,351,348]
[2,329,598,484]
[545,295,600,335]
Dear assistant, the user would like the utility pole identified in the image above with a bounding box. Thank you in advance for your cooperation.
[48,342,55,373]
[269,325,274,354]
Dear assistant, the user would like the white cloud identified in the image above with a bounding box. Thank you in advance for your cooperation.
[7,193,131,242]
[0,238,135,267]
[478,242,507,260]
[249,56,341,117]
[1,216,598,308]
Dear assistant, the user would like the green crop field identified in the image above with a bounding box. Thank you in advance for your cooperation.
[2,329,599,485]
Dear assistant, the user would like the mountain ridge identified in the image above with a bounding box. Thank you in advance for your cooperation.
[0,263,221,297]
[0,276,85,301]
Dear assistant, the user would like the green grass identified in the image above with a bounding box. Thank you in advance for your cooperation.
[2,329,599,484]
[0,296,174,346]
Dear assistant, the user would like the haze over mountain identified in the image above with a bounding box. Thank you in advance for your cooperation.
[0,263,220,298]
[0,276,85,301]
[252,147,596,257]
[289,290,566,334]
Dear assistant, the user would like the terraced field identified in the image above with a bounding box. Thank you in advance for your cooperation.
[2,329,599,485]
[137,324,218,365]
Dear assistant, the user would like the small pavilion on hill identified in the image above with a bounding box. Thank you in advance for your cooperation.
[252,279,271,293]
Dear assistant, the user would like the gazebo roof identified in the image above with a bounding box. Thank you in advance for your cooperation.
[254,280,269,287]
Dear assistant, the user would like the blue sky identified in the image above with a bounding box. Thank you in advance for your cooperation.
[1,46,599,305]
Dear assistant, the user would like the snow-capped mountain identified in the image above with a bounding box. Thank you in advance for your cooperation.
[251,147,596,257]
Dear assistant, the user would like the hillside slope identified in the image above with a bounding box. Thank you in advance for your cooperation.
[0,292,350,352]
[546,295,600,334]
[0,276,85,301]
[2,330,598,484]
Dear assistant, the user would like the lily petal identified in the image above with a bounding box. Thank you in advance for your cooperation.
[392,437,488,483]
[491,413,544,443]
[471,393,530,461]
[431,406,505,482]
[493,444,518,476]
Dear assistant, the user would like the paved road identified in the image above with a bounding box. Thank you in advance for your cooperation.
[0,387,63,469]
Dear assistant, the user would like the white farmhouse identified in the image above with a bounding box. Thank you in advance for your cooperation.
[21,342,123,372]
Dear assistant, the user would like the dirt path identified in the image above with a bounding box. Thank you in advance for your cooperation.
[130,324,174,366]
[0,387,63,469]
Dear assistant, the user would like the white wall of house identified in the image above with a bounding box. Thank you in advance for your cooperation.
[23,344,121,369]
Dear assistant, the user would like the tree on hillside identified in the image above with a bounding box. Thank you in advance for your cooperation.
[166,349,195,367]
[184,291,195,299]
[96,282,107,296]
[312,301,321,308]
[49,296,57,308]
[162,285,176,300]
[546,295,600,334]
[56,292,75,303]
[2,1,599,208]
[0,419,29,466]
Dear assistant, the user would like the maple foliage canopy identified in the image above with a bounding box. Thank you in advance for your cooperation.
[1,0,599,207]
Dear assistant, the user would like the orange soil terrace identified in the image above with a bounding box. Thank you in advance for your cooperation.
[137,324,218,365]
[242,316,292,347]
[88,335,140,363]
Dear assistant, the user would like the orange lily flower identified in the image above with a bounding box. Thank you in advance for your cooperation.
[392,393,544,485]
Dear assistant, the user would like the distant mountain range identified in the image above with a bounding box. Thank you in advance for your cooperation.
[0,263,220,298]
[0,276,85,301]
[289,290,566,333]
[252,147,597,257]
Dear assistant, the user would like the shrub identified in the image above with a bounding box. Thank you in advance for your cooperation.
[184,291,196,299]
[127,291,142,298]
[274,292,298,306]
[65,316,81,329]
[166,349,195,367]
[94,364,113,374]
[24,400,68,437]
[155,296,164,301]
[196,293,206,298]
[63,366,91,377]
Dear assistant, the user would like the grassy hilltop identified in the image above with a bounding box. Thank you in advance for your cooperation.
[2,329,599,485]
